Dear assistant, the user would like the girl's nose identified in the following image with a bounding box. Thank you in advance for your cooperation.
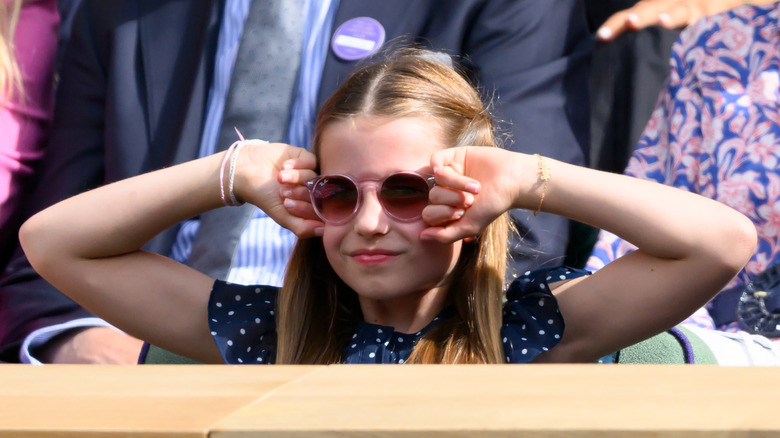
[353,190,390,236]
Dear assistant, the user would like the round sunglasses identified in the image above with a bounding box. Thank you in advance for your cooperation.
[306,172,436,225]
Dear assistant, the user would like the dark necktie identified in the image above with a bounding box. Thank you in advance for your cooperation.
[187,0,304,279]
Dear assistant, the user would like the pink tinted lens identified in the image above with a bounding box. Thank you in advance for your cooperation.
[311,176,358,223]
[380,173,430,220]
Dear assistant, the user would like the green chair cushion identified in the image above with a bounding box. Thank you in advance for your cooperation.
[616,326,717,364]
[141,343,200,364]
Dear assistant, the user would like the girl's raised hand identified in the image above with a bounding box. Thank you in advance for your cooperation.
[233,141,324,238]
[421,147,534,243]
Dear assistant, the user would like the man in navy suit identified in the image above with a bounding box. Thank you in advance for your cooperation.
[0,0,590,363]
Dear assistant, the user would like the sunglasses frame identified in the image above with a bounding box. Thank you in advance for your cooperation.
[306,171,435,225]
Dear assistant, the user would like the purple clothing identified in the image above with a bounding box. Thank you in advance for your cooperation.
[587,3,780,332]
[0,0,59,264]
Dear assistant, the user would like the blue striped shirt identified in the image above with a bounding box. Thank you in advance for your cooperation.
[20,0,340,363]
[170,0,338,286]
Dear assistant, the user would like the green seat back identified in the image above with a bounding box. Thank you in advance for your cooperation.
[141,343,200,364]
[616,326,717,364]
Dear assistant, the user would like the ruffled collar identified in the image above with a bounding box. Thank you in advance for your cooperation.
[342,306,455,364]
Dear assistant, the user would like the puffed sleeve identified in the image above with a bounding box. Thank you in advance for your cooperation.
[208,280,278,364]
[501,266,589,363]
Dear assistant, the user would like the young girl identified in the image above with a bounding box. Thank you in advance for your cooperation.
[19,49,756,365]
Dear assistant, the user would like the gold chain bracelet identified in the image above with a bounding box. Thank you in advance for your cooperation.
[533,154,550,216]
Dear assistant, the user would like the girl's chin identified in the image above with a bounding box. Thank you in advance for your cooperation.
[350,282,440,302]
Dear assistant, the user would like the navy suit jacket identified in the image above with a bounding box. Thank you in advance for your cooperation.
[0,0,590,361]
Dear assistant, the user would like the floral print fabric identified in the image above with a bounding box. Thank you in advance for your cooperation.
[588,3,780,331]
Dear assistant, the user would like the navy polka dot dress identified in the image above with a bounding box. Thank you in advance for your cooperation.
[208,266,589,364]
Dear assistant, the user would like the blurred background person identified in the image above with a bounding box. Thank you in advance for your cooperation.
[589,1,780,341]
[0,0,59,271]
[567,0,777,269]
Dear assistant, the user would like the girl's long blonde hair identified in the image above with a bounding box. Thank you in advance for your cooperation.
[277,49,509,364]
[0,0,23,105]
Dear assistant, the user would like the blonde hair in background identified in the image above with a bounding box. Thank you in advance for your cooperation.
[0,0,23,105]
[277,48,510,365]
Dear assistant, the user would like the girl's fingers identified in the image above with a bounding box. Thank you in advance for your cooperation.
[282,147,318,169]
[279,147,318,174]
[282,198,321,221]
[279,184,310,202]
[429,148,454,174]
[278,168,318,185]
[420,222,479,244]
[259,196,322,238]
[272,200,323,238]
[294,147,318,167]
[421,204,466,227]
[429,186,474,208]
[284,217,325,239]
[433,165,481,195]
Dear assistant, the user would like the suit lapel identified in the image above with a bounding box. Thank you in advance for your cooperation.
[138,0,217,169]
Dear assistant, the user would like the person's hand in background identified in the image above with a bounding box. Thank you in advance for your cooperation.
[596,0,773,41]
[34,327,143,364]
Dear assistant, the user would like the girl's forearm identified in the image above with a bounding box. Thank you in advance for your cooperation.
[516,155,756,362]
[18,152,231,364]
[518,155,756,270]
[21,152,225,266]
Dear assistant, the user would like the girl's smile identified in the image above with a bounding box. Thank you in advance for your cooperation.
[317,115,462,331]
[349,248,400,265]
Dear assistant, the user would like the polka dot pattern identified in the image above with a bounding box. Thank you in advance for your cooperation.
[207,267,589,365]
[208,282,278,365]
[501,266,589,363]
[341,308,453,364]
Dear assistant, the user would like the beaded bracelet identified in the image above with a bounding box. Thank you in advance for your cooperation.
[219,141,241,206]
[533,154,550,217]
[219,128,269,207]
[227,141,247,206]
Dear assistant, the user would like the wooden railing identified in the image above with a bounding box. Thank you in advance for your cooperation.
[0,364,778,437]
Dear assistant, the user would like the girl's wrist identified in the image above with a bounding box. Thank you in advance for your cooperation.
[509,152,548,213]
[218,141,246,207]
[231,140,272,207]
[530,154,550,216]
[218,148,234,206]
[220,140,269,207]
